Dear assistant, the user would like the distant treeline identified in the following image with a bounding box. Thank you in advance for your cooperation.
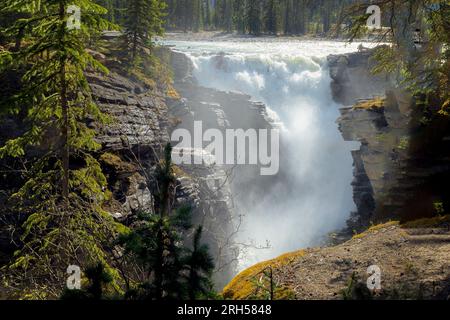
[96,0,392,37]
[165,0,360,36]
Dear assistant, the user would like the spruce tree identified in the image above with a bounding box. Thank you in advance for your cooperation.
[204,0,212,30]
[119,144,185,300]
[183,226,215,300]
[118,144,215,300]
[123,0,166,64]
[246,0,261,35]
[0,0,123,297]
[264,0,279,35]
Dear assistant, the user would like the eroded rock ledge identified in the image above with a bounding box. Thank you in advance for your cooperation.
[330,48,450,230]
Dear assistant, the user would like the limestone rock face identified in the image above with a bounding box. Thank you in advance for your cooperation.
[332,49,450,229]
[337,93,413,228]
[88,72,170,154]
[328,48,391,106]
[86,71,168,221]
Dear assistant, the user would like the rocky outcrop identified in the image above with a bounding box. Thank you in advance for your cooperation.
[223,220,450,300]
[89,72,170,154]
[328,48,392,106]
[329,48,393,229]
[86,63,242,289]
[331,49,450,229]
[86,71,169,221]
[337,93,412,228]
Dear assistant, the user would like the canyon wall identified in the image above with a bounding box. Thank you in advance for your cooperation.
[330,49,450,230]
[89,62,241,289]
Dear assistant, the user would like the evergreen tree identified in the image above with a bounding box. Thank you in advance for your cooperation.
[283,0,292,35]
[204,0,212,30]
[183,226,215,300]
[232,0,246,34]
[264,0,279,35]
[192,0,202,32]
[346,0,449,116]
[118,144,215,300]
[0,0,122,297]
[123,0,166,64]
[61,263,114,300]
[161,0,364,37]
[246,0,261,35]
[292,0,306,35]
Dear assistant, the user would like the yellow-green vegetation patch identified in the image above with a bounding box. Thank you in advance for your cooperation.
[401,215,450,229]
[222,250,305,300]
[172,165,191,179]
[100,152,135,172]
[354,97,385,110]
[166,84,180,99]
[368,220,399,231]
[352,221,399,240]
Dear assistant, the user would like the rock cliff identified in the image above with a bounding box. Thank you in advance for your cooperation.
[330,49,450,230]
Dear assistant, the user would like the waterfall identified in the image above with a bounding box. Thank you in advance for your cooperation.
[166,40,364,269]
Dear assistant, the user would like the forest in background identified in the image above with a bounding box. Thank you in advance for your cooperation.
[95,0,402,36]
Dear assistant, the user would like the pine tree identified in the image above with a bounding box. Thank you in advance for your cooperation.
[123,0,166,64]
[183,226,215,300]
[0,0,123,297]
[246,0,261,35]
[321,0,332,34]
[213,0,225,30]
[118,144,215,300]
[264,0,279,35]
[204,0,212,30]
[119,144,185,300]
[292,0,306,35]
[192,0,202,32]
[232,0,246,34]
[283,0,292,35]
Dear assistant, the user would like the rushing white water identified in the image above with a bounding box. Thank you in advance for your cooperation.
[165,39,365,269]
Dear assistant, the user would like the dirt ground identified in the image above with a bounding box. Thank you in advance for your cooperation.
[224,222,450,300]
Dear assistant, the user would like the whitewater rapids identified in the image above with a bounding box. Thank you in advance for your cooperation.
[164,39,368,269]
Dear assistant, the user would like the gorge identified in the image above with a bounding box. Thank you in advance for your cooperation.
[163,37,450,297]
[164,39,377,273]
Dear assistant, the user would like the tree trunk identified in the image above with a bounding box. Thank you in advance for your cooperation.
[59,2,69,199]
[154,222,164,300]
